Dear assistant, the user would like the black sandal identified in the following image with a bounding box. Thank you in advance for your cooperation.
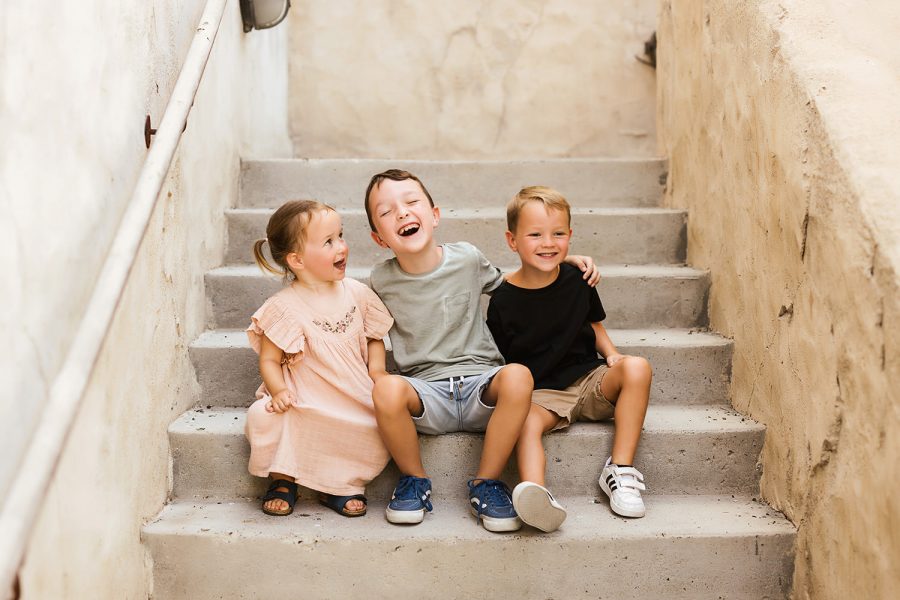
[262,479,299,516]
[319,493,367,517]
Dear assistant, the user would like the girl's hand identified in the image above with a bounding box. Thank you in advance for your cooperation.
[606,353,626,368]
[267,389,295,413]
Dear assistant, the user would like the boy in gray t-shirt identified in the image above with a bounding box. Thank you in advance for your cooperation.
[364,169,598,532]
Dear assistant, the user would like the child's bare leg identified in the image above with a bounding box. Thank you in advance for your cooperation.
[264,473,294,513]
[600,356,652,465]
[475,364,533,480]
[372,375,427,477]
[516,404,562,485]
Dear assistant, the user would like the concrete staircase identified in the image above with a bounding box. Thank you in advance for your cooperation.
[143,158,795,599]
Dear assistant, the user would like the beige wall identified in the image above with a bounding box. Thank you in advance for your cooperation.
[1,0,290,597]
[657,1,899,597]
[288,0,658,159]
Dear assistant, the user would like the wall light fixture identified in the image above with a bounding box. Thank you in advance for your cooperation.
[239,0,291,33]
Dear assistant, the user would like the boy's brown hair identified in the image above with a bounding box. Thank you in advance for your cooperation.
[253,199,334,281]
[506,186,571,233]
[364,169,435,231]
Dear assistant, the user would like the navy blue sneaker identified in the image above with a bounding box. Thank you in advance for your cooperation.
[385,475,433,524]
[467,479,522,532]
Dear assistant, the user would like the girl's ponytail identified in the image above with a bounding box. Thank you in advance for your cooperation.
[253,238,284,277]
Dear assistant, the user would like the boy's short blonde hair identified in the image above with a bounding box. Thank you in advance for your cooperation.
[506,186,571,233]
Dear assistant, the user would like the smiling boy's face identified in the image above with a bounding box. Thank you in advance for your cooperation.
[506,201,572,275]
[368,178,440,257]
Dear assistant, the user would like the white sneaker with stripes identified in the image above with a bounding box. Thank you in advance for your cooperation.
[598,457,646,518]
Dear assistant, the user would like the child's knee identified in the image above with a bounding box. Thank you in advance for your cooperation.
[497,363,533,389]
[493,365,533,411]
[372,375,413,413]
[621,356,652,384]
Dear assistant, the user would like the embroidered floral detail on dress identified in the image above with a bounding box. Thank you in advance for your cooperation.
[313,305,356,334]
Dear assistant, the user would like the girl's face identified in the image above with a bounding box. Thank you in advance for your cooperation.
[292,209,348,283]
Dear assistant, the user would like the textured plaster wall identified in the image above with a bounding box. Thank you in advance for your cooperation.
[657,1,899,597]
[288,0,658,159]
[1,0,290,597]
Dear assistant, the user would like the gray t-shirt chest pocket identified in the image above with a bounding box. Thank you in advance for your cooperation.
[444,292,471,328]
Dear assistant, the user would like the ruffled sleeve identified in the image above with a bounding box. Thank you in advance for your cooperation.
[246,296,305,362]
[352,280,394,340]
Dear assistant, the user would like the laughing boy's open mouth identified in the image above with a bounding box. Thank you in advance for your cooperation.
[398,223,420,237]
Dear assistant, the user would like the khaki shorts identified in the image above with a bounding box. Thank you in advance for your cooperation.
[532,365,614,431]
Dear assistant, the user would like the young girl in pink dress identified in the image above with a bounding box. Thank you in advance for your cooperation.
[246,200,393,517]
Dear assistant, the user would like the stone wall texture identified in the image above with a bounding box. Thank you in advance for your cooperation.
[657,1,899,597]
[288,0,659,159]
[2,1,290,597]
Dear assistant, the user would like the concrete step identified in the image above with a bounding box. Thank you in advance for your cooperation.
[170,405,762,500]
[205,265,710,330]
[226,206,687,266]
[240,158,667,209]
[143,495,794,600]
[190,328,731,408]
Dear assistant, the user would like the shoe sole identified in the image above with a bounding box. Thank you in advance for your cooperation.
[385,507,426,524]
[468,506,522,532]
[261,507,293,516]
[512,482,567,533]
[598,476,646,518]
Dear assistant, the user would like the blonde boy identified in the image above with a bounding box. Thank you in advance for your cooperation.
[486,186,652,532]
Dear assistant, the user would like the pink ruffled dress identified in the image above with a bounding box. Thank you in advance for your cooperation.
[245,278,393,496]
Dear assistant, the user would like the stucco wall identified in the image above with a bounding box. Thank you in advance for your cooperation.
[1,1,290,597]
[288,0,658,159]
[657,1,899,597]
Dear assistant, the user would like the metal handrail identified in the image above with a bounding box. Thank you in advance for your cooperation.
[0,0,229,595]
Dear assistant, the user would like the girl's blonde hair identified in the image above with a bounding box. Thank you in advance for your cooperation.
[253,200,335,281]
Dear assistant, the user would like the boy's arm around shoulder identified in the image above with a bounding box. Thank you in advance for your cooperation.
[564,254,601,287]
[591,321,625,367]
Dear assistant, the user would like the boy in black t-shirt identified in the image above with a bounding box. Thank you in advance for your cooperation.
[486,186,652,531]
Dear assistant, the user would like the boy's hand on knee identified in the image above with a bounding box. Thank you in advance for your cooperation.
[267,389,295,413]
[606,353,626,367]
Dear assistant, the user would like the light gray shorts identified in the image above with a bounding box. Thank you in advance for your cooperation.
[402,365,504,435]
